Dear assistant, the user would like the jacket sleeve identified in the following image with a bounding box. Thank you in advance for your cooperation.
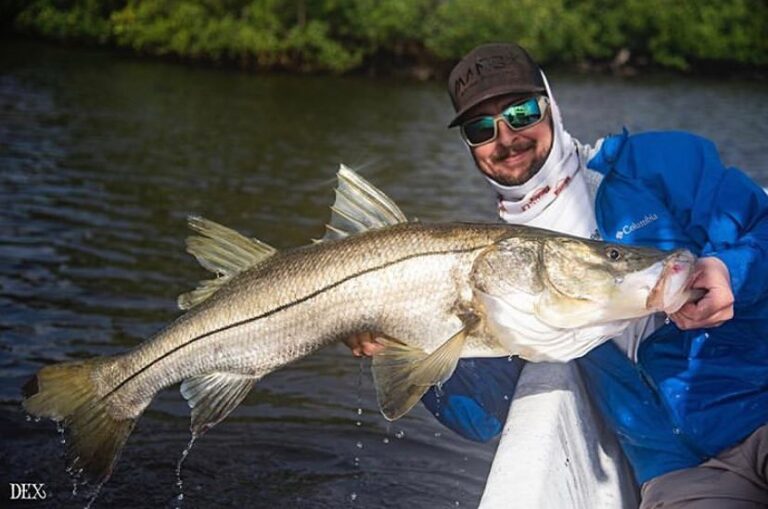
[630,132,768,307]
[420,357,525,442]
[698,168,768,307]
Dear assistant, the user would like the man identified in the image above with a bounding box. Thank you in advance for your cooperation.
[346,43,768,507]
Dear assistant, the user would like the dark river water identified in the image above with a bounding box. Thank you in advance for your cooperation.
[1,39,766,508]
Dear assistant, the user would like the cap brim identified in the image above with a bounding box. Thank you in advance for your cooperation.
[448,85,547,127]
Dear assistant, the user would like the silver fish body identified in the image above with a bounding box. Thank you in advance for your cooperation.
[100,222,515,419]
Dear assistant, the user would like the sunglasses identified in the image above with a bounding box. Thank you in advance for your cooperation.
[460,96,549,147]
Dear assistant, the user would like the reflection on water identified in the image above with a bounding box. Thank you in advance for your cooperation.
[1,39,766,508]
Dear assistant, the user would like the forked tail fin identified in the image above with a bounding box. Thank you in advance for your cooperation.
[22,359,139,485]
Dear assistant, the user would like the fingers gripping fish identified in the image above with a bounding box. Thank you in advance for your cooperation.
[21,165,700,487]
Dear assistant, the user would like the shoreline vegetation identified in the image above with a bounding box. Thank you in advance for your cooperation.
[3,0,767,80]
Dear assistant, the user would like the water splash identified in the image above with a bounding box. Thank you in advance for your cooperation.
[174,434,198,509]
[352,359,365,483]
[83,482,105,509]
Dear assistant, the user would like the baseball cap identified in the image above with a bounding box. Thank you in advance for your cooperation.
[448,43,546,127]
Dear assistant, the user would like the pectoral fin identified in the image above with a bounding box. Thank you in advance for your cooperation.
[180,372,258,436]
[372,320,475,421]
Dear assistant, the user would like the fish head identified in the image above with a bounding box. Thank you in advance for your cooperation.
[535,237,697,328]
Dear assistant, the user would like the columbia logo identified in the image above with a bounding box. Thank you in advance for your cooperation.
[615,214,659,240]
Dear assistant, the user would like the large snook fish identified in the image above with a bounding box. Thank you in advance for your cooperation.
[22,166,699,486]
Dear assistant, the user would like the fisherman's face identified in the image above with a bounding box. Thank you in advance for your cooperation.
[465,94,553,186]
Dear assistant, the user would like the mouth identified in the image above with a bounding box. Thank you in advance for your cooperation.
[493,141,535,164]
[646,250,697,313]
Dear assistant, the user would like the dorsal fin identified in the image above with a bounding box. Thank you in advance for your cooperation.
[178,216,277,310]
[317,164,408,242]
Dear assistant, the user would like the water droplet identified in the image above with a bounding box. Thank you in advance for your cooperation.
[357,408,363,415]
[34,416,41,423]
[382,438,389,444]
[503,394,509,401]
[26,415,31,422]
[434,432,442,438]
[455,501,461,506]
[395,430,405,439]
[507,355,514,362]
[356,421,362,427]
[350,492,358,502]
[704,332,710,338]
[356,441,363,449]
[665,316,671,325]
[175,435,197,509]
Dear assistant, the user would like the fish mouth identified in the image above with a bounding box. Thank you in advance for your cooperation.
[646,250,697,314]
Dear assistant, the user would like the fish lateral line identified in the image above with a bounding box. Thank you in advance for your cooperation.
[103,243,492,400]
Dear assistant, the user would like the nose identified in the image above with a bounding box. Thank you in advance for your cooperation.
[495,118,517,144]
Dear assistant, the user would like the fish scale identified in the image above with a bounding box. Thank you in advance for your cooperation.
[100,224,511,416]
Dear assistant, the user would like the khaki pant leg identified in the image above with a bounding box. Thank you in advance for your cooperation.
[640,424,768,509]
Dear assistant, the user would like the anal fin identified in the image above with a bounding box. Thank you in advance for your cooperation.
[180,372,258,436]
[372,318,476,421]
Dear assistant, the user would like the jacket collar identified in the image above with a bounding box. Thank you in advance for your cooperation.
[586,127,629,175]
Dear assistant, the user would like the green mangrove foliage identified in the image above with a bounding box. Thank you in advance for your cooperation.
[9,0,768,73]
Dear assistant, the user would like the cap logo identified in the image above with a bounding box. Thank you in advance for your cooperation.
[454,52,518,99]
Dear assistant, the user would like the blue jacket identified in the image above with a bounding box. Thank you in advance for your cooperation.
[423,130,768,484]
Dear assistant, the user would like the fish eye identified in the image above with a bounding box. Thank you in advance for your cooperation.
[606,247,623,261]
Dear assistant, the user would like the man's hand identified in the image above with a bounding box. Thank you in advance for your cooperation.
[343,331,385,357]
[670,256,734,330]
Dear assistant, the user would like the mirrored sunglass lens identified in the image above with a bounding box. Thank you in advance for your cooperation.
[463,117,496,144]
[502,98,542,128]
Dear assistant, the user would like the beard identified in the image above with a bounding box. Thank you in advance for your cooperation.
[484,139,548,186]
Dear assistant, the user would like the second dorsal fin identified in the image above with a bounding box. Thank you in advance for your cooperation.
[178,216,277,310]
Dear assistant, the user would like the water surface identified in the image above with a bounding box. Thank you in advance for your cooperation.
[1,39,766,508]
